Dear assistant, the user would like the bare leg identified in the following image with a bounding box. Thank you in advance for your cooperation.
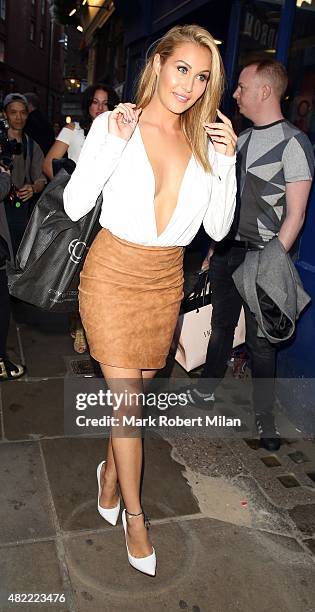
[99,364,152,557]
[100,367,158,507]
[98,432,119,508]
[142,368,158,392]
[142,369,158,380]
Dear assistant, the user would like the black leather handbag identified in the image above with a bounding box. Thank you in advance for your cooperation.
[7,169,102,312]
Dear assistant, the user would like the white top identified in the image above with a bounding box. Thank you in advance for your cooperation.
[63,111,237,247]
[57,122,85,164]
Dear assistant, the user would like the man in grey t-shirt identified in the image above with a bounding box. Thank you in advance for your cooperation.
[188,60,314,451]
[236,117,314,246]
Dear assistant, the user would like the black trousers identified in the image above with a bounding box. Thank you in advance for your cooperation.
[5,198,33,257]
[200,242,277,418]
[0,269,11,358]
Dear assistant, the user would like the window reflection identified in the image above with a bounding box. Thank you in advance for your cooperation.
[286,0,315,146]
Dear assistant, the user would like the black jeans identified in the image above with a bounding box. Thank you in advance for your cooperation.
[5,198,32,257]
[0,268,11,358]
[200,243,277,418]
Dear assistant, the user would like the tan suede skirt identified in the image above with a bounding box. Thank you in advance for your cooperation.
[79,229,184,369]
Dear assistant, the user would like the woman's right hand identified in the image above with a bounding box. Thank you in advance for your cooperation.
[108,103,142,141]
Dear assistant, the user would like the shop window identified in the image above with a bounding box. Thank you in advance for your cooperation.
[0,0,6,21]
[232,0,283,131]
[0,39,4,62]
[286,0,315,146]
[41,0,45,15]
[40,30,44,49]
[238,0,283,66]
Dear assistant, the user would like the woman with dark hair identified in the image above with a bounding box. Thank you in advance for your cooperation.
[79,83,120,135]
[43,83,119,179]
[43,83,120,353]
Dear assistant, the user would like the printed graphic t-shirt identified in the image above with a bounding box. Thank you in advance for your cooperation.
[236,119,314,245]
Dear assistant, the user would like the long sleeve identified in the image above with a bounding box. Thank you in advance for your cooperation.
[203,145,237,242]
[63,112,127,222]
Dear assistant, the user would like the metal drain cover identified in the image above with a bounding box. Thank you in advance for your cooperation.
[69,358,95,376]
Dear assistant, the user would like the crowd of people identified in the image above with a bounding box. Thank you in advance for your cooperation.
[0,23,314,577]
[0,82,119,376]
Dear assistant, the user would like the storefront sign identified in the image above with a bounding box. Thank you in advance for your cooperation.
[243,9,278,49]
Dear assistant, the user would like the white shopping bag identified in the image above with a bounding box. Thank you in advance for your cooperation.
[174,304,245,372]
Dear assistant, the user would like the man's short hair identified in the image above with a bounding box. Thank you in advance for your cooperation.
[3,93,29,111]
[24,92,40,109]
[247,60,288,99]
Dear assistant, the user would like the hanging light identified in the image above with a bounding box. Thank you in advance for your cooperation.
[77,25,83,32]
[64,76,81,92]
[69,8,77,17]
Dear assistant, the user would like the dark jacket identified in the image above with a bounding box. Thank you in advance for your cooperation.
[232,237,311,343]
[25,109,55,156]
[0,172,13,269]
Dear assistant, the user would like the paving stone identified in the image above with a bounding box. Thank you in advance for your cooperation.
[233,474,295,535]
[277,474,302,488]
[41,436,199,532]
[288,451,310,464]
[2,380,64,441]
[165,435,245,479]
[244,438,260,450]
[226,439,315,508]
[11,301,69,333]
[260,455,282,468]
[0,442,55,544]
[64,517,315,612]
[6,319,22,364]
[288,504,315,536]
[0,541,69,611]
[18,324,73,378]
[303,539,315,555]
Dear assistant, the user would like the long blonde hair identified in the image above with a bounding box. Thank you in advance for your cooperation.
[136,25,225,173]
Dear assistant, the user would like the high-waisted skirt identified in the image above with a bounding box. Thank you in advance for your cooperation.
[79,229,184,369]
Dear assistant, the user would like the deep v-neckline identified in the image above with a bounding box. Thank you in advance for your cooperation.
[136,124,193,238]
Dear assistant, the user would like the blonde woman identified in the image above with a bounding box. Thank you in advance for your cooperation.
[64,24,237,576]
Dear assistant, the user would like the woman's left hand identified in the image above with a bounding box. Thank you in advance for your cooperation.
[203,109,237,156]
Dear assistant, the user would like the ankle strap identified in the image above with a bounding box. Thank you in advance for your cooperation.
[125,508,150,528]
[125,509,143,517]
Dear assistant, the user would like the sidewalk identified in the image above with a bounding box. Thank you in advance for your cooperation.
[0,302,314,612]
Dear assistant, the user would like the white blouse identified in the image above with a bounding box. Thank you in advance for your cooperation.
[57,122,85,164]
[63,111,236,247]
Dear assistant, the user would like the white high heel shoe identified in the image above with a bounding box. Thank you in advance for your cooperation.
[96,461,120,526]
[122,509,156,576]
